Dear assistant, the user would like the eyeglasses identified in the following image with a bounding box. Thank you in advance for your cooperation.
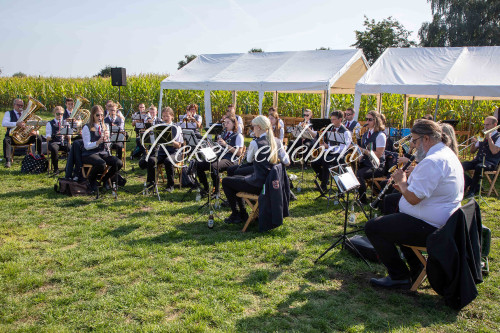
[410,136,424,143]
[345,113,353,116]
[365,118,374,121]
[56,113,64,116]
[95,114,104,117]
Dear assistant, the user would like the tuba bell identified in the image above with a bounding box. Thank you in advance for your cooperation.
[69,95,91,125]
[11,96,46,144]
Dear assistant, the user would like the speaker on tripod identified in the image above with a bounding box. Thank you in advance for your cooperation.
[111,67,126,103]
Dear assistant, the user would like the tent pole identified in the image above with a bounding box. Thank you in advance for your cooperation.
[376,93,382,112]
[467,96,476,138]
[204,90,212,126]
[273,91,278,109]
[403,94,408,128]
[232,91,237,109]
[158,88,164,115]
[320,91,325,118]
[325,89,331,119]
[258,91,264,115]
[433,95,440,121]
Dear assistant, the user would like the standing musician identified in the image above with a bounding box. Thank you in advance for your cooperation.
[365,120,463,289]
[221,105,244,134]
[462,116,500,198]
[287,108,317,164]
[311,110,352,192]
[81,105,123,193]
[63,98,74,119]
[2,98,43,168]
[144,107,184,192]
[222,115,282,224]
[355,110,387,204]
[269,109,284,143]
[179,104,202,137]
[46,106,69,174]
[196,115,244,196]
[104,102,125,161]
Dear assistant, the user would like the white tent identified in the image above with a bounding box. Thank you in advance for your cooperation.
[160,49,369,124]
[354,46,500,124]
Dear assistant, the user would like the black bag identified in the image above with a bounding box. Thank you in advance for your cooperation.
[345,235,381,263]
[181,165,197,188]
[21,153,48,174]
[54,178,91,196]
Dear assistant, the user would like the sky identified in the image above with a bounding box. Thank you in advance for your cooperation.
[0,0,433,77]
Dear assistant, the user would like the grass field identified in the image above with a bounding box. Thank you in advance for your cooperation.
[0,119,499,332]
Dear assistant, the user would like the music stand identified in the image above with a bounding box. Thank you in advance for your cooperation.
[310,118,331,131]
[314,167,370,267]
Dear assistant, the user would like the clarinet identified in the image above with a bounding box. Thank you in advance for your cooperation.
[100,120,112,156]
[370,155,416,209]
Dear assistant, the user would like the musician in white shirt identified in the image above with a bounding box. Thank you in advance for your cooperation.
[365,120,464,289]
[179,103,202,137]
[222,104,244,134]
[46,106,69,173]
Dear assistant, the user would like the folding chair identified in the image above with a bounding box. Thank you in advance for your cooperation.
[236,192,259,232]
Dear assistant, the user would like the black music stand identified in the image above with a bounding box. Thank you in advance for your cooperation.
[314,168,370,267]
[180,129,204,202]
[314,129,345,202]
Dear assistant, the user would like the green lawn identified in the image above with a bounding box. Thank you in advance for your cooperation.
[0,118,499,332]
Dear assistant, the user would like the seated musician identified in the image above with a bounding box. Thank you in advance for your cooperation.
[222,105,244,134]
[196,115,244,196]
[104,102,125,161]
[46,106,69,174]
[63,98,74,120]
[147,105,161,125]
[365,120,463,289]
[104,100,125,120]
[311,110,352,192]
[179,103,202,137]
[344,107,359,133]
[269,109,284,143]
[2,98,42,168]
[81,105,123,193]
[144,107,184,192]
[222,115,287,224]
[287,108,317,164]
[355,110,387,204]
[132,103,149,158]
[462,116,500,198]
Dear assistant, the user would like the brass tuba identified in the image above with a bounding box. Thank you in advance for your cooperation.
[69,95,90,125]
[11,96,46,144]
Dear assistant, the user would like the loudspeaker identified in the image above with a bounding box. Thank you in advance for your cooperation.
[111,67,126,86]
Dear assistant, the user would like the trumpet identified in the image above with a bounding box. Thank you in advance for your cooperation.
[393,133,411,149]
[458,124,500,153]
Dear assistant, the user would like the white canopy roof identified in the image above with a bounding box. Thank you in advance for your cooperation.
[160,50,368,124]
[354,47,500,118]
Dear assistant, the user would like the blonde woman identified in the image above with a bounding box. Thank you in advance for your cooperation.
[221,115,279,224]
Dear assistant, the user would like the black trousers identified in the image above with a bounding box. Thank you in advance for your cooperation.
[82,153,123,186]
[110,142,124,160]
[196,159,236,193]
[381,192,402,215]
[227,164,253,177]
[462,160,497,193]
[146,153,182,185]
[65,139,83,179]
[3,134,42,160]
[288,138,314,163]
[365,213,437,280]
[311,153,340,188]
[48,141,69,170]
[222,176,261,215]
[356,163,385,199]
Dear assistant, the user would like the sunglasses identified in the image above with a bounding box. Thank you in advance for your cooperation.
[55,113,64,116]
[95,113,104,117]
[366,118,374,121]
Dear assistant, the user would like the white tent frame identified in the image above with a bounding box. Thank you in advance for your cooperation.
[159,50,369,125]
[354,46,500,126]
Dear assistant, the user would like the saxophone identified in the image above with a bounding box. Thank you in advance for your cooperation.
[11,96,46,144]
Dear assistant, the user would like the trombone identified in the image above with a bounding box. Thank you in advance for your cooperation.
[393,133,411,149]
[458,124,500,153]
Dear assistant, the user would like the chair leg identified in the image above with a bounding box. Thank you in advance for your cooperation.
[409,247,428,291]
[242,198,259,232]
[486,171,499,196]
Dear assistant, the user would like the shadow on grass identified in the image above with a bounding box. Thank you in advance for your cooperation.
[107,224,141,237]
[236,268,459,332]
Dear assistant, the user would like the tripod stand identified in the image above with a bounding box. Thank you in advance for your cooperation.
[314,170,370,267]
[473,155,491,208]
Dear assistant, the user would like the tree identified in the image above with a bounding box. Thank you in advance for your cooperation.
[12,72,27,78]
[177,55,197,70]
[419,0,500,47]
[96,66,113,77]
[248,48,263,53]
[352,16,416,65]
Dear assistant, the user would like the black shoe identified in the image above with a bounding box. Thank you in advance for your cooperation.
[224,213,243,224]
[88,182,98,194]
[5,161,11,168]
[53,169,61,176]
[104,182,112,191]
[370,276,411,290]
[165,186,174,193]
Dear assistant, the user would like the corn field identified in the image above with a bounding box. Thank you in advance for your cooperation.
[0,75,497,133]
